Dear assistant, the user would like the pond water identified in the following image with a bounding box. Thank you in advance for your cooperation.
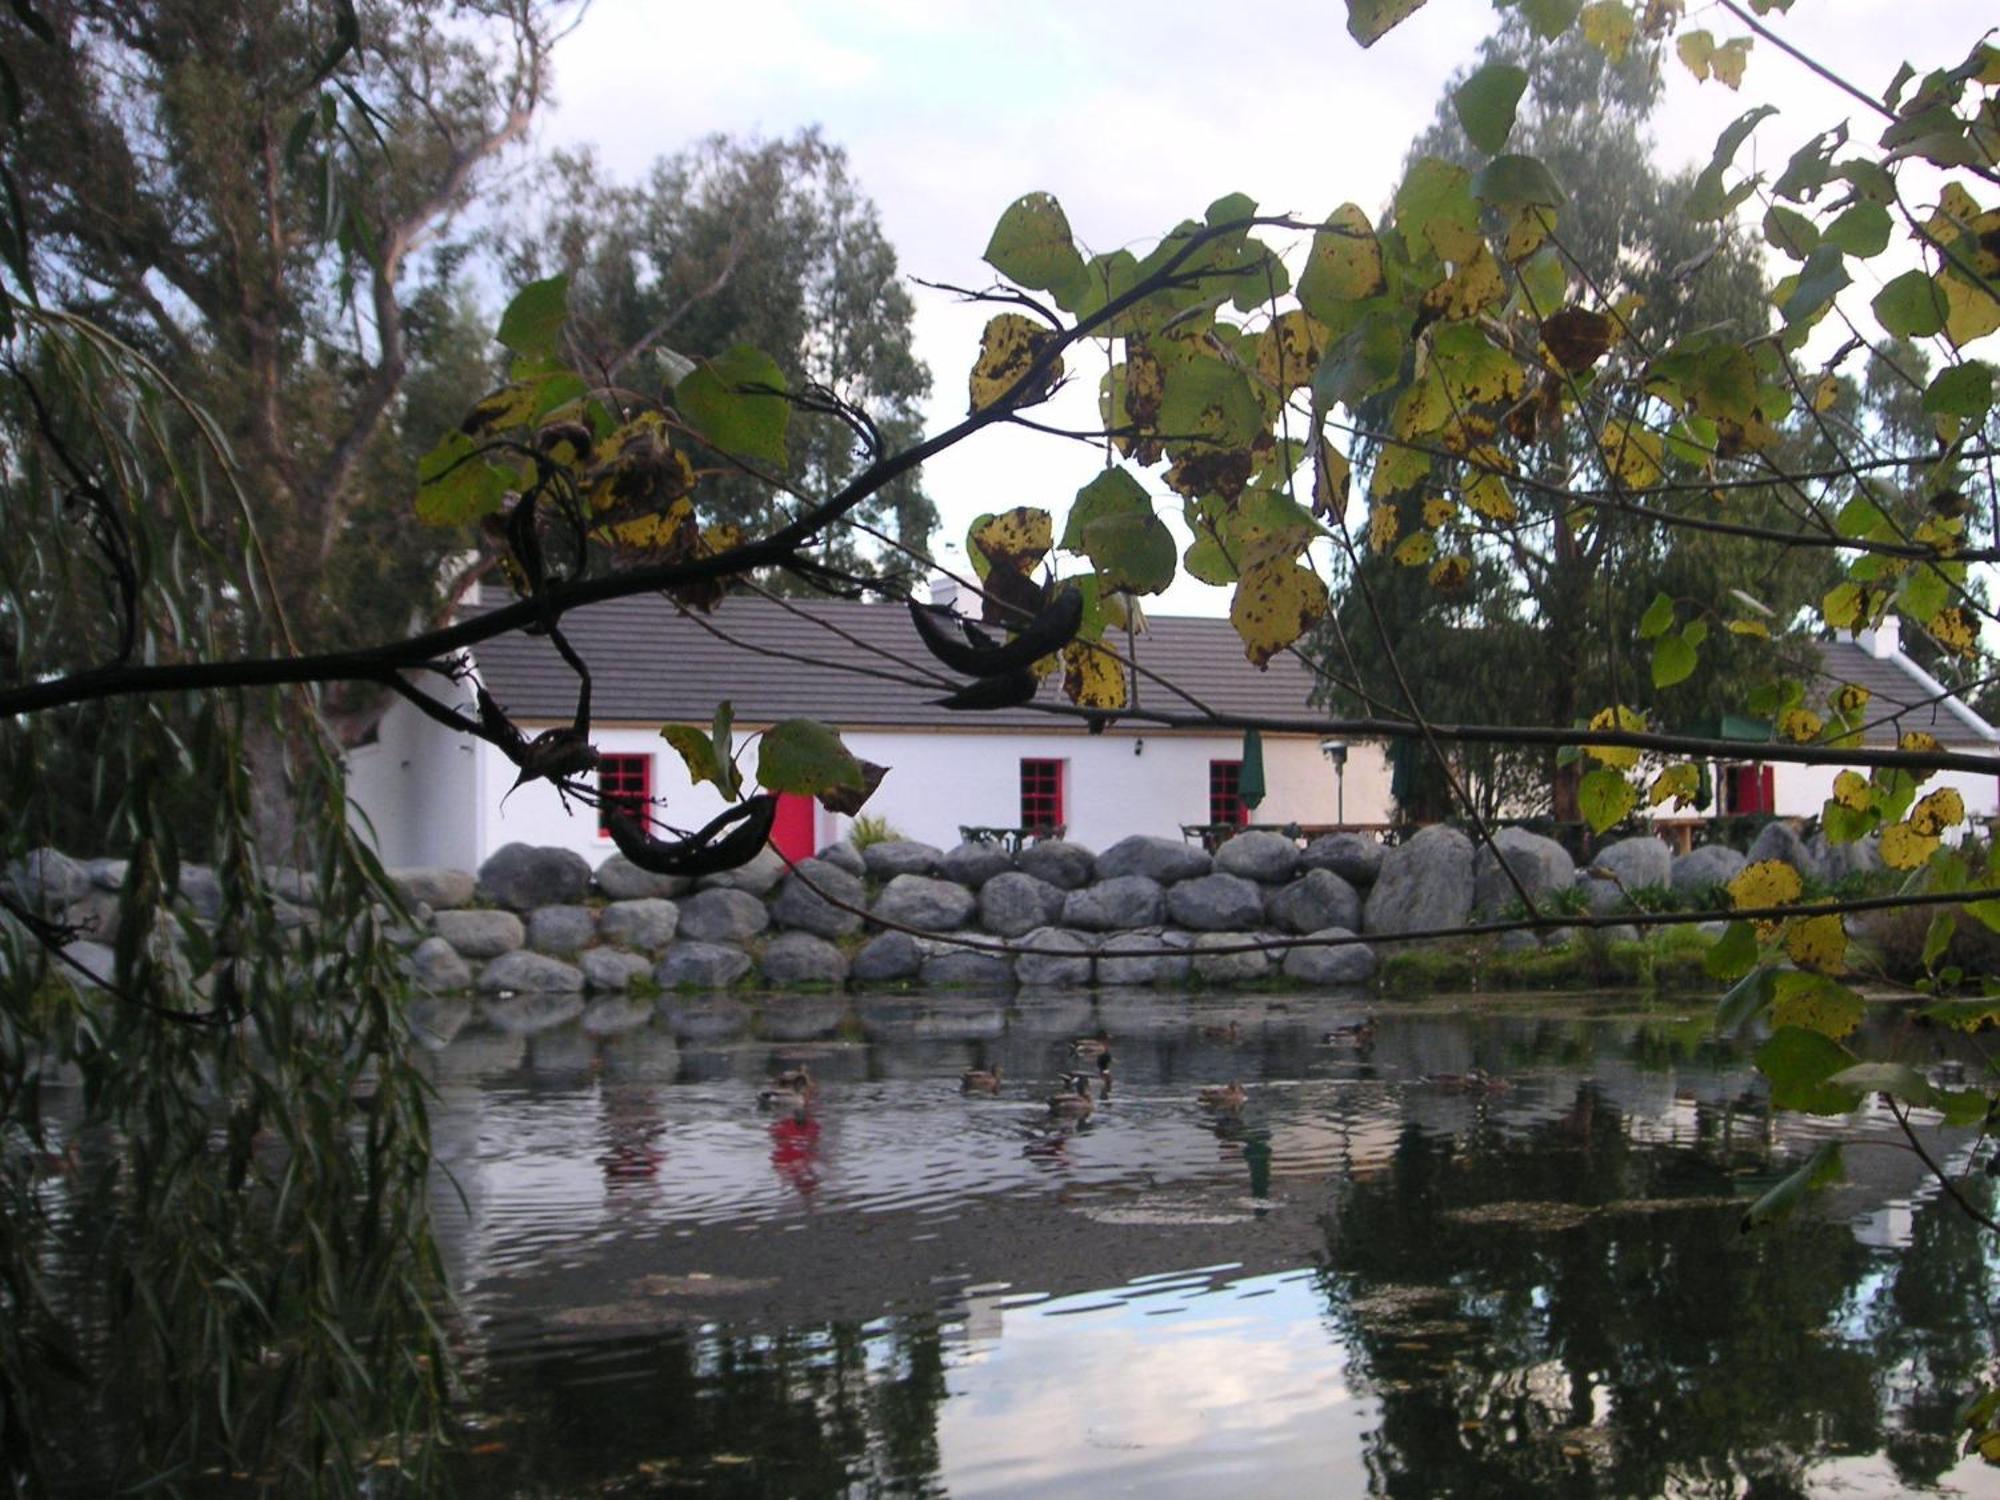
[415,989,2000,1499]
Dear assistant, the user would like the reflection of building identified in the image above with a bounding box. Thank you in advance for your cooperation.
[346,590,1394,869]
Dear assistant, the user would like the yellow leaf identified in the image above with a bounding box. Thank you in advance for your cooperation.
[1899,730,1941,756]
[1778,708,1823,743]
[1501,203,1555,263]
[1313,447,1353,522]
[460,382,542,437]
[1910,787,1966,836]
[1585,705,1645,770]
[1305,204,1387,303]
[1771,974,1863,1039]
[1061,640,1128,709]
[1370,443,1431,498]
[1598,419,1664,489]
[1255,310,1329,398]
[1782,914,1848,975]
[1928,183,1983,244]
[1464,472,1518,522]
[1831,771,1872,812]
[1394,530,1437,567]
[1831,683,1870,718]
[1709,36,1752,88]
[1429,554,1472,591]
[969,506,1053,573]
[1421,244,1507,323]
[1880,821,1941,870]
[1648,762,1700,808]
[1676,28,1713,81]
[1940,272,2000,349]
[1579,1,1635,61]
[1231,558,1330,668]
[1810,373,1840,412]
[1727,619,1771,638]
[1728,858,1804,914]
[1928,605,1979,655]
[1421,495,1456,529]
[1821,582,1867,631]
[969,313,1063,413]
[604,497,695,555]
[1392,375,1452,441]
[1368,502,1400,552]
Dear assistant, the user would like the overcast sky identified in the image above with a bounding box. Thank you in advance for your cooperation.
[536,0,1991,614]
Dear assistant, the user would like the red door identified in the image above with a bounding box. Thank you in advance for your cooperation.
[771,792,816,863]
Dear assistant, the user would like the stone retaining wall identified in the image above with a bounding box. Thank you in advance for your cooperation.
[9,823,1873,998]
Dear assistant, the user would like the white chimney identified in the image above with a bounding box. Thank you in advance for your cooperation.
[1859,615,1900,659]
[929,576,959,611]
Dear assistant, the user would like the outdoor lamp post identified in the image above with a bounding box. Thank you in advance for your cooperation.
[1319,738,1348,825]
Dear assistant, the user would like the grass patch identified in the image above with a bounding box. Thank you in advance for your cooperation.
[1381,925,1719,995]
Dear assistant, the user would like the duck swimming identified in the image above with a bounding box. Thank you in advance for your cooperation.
[1422,1068,1509,1094]
[1070,1030,1112,1059]
[960,1066,1003,1095]
[1197,1081,1247,1111]
[1322,1016,1377,1048]
[1047,1074,1096,1120]
[758,1065,817,1109]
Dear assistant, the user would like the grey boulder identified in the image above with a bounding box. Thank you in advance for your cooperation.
[477,844,591,911]
[939,840,1014,888]
[1013,927,1094,987]
[1672,843,1747,896]
[920,945,1015,989]
[596,898,680,953]
[771,858,866,938]
[1578,835,1674,914]
[1167,873,1266,931]
[1301,832,1385,886]
[1266,868,1362,935]
[3,848,89,913]
[675,888,770,945]
[478,949,584,994]
[1281,927,1377,985]
[1192,932,1270,983]
[391,867,477,911]
[695,846,787,896]
[580,947,653,991]
[977,872,1063,938]
[1215,830,1300,884]
[1812,831,1883,882]
[655,941,754,989]
[1364,824,1474,937]
[593,854,688,901]
[851,930,924,983]
[1017,839,1097,891]
[1094,835,1211,885]
[814,840,866,876]
[1062,876,1166,932]
[874,875,978,932]
[863,839,943,879]
[1746,821,1823,882]
[404,936,472,992]
[758,931,849,986]
[1096,930,1193,985]
[433,908,525,960]
[527,904,597,956]
[1472,827,1576,919]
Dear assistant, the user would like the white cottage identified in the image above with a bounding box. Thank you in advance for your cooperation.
[344,590,1393,870]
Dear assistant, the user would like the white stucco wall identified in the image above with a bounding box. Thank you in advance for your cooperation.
[1775,761,2000,825]
[397,717,1397,870]
[342,696,484,871]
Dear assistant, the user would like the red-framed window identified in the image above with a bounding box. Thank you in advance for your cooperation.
[1020,758,1065,831]
[1723,763,1774,816]
[597,754,652,836]
[1209,760,1247,827]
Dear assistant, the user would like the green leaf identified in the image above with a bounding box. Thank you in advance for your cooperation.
[1781,245,1851,325]
[675,345,789,465]
[1651,634,1697,688]
[1313,310,1404,408]
[1821,202,1892,258]
[984,192,1090,307]
[1741,1141,1843,1230]
[710,700,739,800]
[1825,1062,1938,1107]
[1761,205,1818,258]
[1873,270,1949,338]
[1345,0,1427,46]
[1637,591,1675,640]
[661,722,732,797]
[1578,766,1637,833]
[1469,154,1567,209]
[1922,910,1957,968]
[1518,0,1582,39]
[1897,565,1950,624]
[1691,105,1778,220]
[1082,511,1177,595]
[414,431,510,526]
[1771,969,1864,1039]
[756,719,864,798]
[1756,1026,1860,1114]
[1062,467,1151,550]
[1706,923,1762,984]
[495,274,569,362]
[1454,63,1529,155]
[1922,361,1994,420]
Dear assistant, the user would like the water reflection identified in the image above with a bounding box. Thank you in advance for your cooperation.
[406,990,2000,1497]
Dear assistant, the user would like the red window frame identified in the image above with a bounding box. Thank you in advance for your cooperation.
[1724,762,1774,816]
[1209,759,1247,827]
[1020,758,1065,831]
[597,754,652,837]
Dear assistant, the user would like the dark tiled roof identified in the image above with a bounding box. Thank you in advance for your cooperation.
[469,594,1331,732]
[1813,639,1997,747]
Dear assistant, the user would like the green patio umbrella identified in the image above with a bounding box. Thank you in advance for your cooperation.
[1238,727,1266,811]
